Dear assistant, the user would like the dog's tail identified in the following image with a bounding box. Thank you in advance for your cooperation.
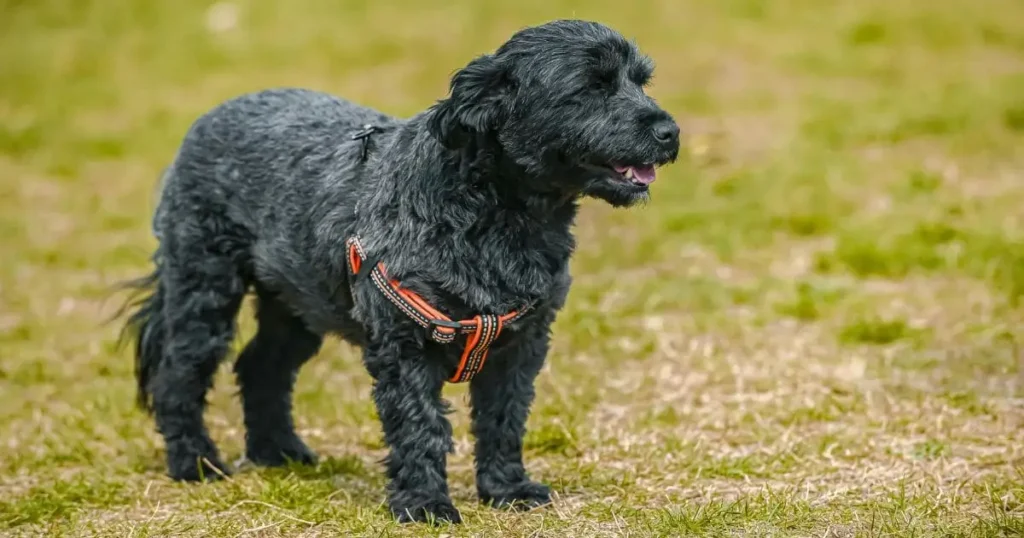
[115,166,174,414]
[116,255,167,414]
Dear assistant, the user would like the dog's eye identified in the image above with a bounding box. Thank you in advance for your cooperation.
[586,75,616,94]
[631,75,651,88]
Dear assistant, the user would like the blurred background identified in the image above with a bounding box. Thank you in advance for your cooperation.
[1,0,1022,536]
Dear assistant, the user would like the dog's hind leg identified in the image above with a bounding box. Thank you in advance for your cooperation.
[146,222,249,482]
[234,285,322,467]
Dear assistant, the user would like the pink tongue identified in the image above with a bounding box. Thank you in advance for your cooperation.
[632,165,656,184]
[613,165,657,185]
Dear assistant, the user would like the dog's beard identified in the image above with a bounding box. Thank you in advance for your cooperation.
[580,174,651,207]
[558,145,671,207]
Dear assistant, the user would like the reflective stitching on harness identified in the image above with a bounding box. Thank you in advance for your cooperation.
[347,236,530,383]
[370,269,432,329]
[453,314,501,382]
[432,329,457,343]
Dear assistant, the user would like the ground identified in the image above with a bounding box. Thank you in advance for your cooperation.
[1,0,1023,536]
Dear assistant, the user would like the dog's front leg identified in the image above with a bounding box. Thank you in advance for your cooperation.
[364,338,461,525]
[469,323,553,511]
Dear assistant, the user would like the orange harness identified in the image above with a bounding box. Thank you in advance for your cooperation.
[346,236,531,383]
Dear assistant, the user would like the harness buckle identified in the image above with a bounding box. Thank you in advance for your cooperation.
[351,123,377,162]
[428,318,462,331]
[426,318,461,344]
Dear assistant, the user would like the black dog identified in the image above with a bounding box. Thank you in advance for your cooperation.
[119,19,679,524]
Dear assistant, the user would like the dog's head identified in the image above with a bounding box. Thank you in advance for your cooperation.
[428,19,680,207]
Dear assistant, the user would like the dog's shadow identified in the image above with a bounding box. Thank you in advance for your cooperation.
[250,454,380,483]
[135,452,568,523]
[134,452,382,489]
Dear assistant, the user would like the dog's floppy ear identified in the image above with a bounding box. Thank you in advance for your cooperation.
[428,54,511,149]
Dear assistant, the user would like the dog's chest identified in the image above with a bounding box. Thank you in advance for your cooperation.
[427,245,568,363]
[430,229,573,319]
[455,250,567,312]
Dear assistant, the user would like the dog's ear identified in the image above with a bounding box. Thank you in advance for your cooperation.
[428,54,511,149]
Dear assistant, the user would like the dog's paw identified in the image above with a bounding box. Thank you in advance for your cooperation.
[480,480,552,511]
[246,434,318,467]
[166,439,232,482]
[390,495,462,525]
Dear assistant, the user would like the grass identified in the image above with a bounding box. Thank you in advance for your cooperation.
[2,0,1024,536]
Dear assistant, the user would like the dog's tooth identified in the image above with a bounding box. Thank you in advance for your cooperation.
[624,167,634,179]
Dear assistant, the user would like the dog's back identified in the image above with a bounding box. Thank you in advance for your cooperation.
[155,88,399,238]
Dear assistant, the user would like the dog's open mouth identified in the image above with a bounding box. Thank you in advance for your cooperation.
[579,159,667,190]
[610,164,657,186]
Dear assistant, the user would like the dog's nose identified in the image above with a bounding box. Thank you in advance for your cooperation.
[652,120,680,147]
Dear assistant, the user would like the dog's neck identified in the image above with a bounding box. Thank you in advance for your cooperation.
[350,115,579,315]
[368,115,577,218]
[439,132,580,216]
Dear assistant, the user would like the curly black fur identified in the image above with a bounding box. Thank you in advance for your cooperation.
[119,19,679,523]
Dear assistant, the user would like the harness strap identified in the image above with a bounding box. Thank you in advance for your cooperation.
[351,123,378,162]
[346,236,529,383]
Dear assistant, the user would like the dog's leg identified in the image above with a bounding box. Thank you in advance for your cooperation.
[234,286,322,467]
[364,338,461,525]
[150,238,247,482]
[470,327,552,510]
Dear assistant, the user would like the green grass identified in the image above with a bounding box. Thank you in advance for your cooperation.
[2,0,1024,536]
